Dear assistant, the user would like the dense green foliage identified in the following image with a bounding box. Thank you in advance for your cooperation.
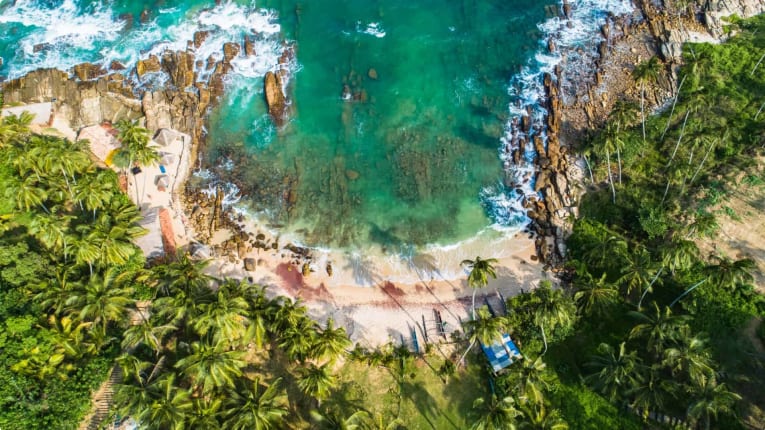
[567,14,765,429]
[0,114,145,429]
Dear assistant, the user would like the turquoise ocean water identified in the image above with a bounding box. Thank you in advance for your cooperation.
[0,0,633,251]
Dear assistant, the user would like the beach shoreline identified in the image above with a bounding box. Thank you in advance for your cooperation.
[4,0,763,347]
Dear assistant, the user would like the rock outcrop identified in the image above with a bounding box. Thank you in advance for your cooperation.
[264,71,288,126]
[703,0,765,37]
[136,55,161,77]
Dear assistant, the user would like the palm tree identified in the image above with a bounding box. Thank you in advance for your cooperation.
[661,238,699,274]
[310,318,352,364]
[9,176,48,213]
[122,319,176,355]
[223,377,289,430]
[686,377,741,430]
[573,271,618,317]
[47,314,96,359]
[662,334,714,386]
[174,339,247,395]
[519,402,568,430]
[461,256,499,320]
[113,119,159,169]
[137,374,192,430]
[586,342,643,401]
[618,246,657,300]
[74,170,114,219]
[188,397,224,430]
[358,411,405,430]
[192,280,251,345]
[310,409,369,430]
[516,356,550,407]
[279,317,319,362]
[297,363,337,404]
[66,267,135,339]
[459,306,509,365]
[0,111,34,146]
[28,212,73,260]
[703,255,755,290]
[532,281,575,355]
[471,395,521,430]
[153,252,214,298]
[627,366,676,420]
[78,214,144,267]
[599,125,619,202]
[35,267,80,315]
[632,56,662,145]
[628,302,689,356]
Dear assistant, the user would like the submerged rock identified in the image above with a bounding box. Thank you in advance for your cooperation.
[368,68,378,80]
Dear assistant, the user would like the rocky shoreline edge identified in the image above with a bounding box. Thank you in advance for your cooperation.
[527,0,765,271]
[2,0,764,278]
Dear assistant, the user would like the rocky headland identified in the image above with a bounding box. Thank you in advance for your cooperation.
[524,0,765,271]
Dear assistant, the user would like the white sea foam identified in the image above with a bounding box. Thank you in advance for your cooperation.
[482,0,635,228]
[0,0,124,77]
[356,21,386,38]
[2,0,290,85]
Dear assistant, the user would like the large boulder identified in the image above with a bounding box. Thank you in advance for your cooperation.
[162,51,196,89]
[264,71,287,126]
[193,31,210,49]
[73,63,106,81]
[223,42,240,63]
[136,55,161,77]
[243,35,256,56]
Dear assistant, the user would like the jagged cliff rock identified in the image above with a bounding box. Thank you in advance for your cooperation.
[1,39,246,169]
[704,0,765,37]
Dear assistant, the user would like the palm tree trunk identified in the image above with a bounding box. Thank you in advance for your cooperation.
[540,324,548,356]
[669,278,707,308]
[605,148,616,203]
[583,155,595,184]
[471,288,478,320]
[667,111,689,168]
[60,166,74,200]
[661,75,686,140]
[638,267,663,310]
[661,175,672,205]
[689,139,716,185]
[616,147,622,184]
[640,83,646,146]
[458,339,476,366]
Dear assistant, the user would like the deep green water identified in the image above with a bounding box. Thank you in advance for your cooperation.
[206,0,551,248]
[0,0,555,249]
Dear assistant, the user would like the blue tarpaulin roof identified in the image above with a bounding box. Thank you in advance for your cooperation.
[480,333,523,372]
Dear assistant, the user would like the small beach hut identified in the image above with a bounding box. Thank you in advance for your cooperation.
[154,128,179,147]
[155,174,170,190]
[480,333,523,373]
